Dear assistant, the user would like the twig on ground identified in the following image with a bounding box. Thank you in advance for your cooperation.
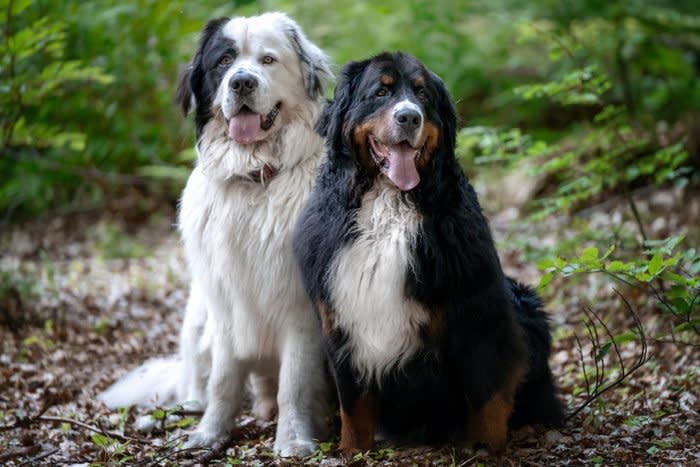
[39,415,150,444]
[192,436,232,464]
[145,445,221,467]
[457,454,479,467]
[0,445,41,463]
[166,408,204,417]
[0,413,150,444]
[18,447,60,467]
[144,447,199,466]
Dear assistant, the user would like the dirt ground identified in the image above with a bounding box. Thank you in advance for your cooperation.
[1,187,699,466]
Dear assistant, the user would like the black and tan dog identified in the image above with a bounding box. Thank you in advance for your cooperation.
[293,52,564,454]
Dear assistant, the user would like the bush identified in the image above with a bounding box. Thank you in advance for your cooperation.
[0,0,112,217]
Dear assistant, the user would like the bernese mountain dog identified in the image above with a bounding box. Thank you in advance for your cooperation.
[293,52,564,454]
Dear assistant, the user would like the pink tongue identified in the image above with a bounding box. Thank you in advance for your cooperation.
[228,112,261,144]
[386,144,420,191]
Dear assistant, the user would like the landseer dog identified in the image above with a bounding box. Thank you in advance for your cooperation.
[293,52,564,454]
[99,13,332,456]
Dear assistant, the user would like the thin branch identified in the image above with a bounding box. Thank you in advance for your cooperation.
[143,446,214,467]
[38,415,150,444]
[0,414,150,444]
[0,445,41,463]
[164,409,204,417]
[566,295,651,421]
[574,329,591,398]
[625,191,649,245]
[144,435,231,467]
[18,447,60,467]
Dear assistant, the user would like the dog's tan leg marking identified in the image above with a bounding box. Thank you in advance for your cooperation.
[339,393,379,456]
[468,392,513,454]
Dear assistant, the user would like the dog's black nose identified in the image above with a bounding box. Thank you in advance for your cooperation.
[394,108,422,132]
[230,72,258,95]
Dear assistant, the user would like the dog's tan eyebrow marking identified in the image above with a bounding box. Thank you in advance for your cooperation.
[412,76,425,87]
[380,75,395,86]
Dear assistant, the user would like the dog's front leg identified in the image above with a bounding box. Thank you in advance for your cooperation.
[331,361,378,456]
[178,282,211,410]
[184,328,250,448]
[274,323,326,457]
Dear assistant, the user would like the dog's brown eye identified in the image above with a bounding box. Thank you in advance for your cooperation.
[376,87,389,97]
[218,55,232,67]
[416,88,427,101]
[262,55,275,65]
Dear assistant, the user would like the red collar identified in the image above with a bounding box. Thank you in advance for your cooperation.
[248,163,278,185]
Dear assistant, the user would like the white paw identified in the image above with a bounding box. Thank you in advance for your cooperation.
[183,429,226,449]
[274,438,317,458]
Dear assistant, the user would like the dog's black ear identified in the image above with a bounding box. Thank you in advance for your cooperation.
[428,71,457,153]
[281,14,332,100]
[175,17,230,115]
[175,63,196,115]
[316,60,368,155]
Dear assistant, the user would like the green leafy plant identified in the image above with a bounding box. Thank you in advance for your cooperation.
[539,239,700,340]
[1,0,113,217]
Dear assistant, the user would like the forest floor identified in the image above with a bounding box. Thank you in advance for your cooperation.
[1,183,699,466]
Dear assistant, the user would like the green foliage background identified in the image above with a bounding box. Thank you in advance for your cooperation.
[2,0,699,219]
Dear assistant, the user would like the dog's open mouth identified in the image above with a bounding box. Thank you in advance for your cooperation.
[368,135,422,191]
[227,102,282,145]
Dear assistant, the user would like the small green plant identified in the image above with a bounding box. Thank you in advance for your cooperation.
[538,238,700,341]
[459,63,692,221]
[0,264,38,303]
[304,441,334,464]
[91,433,129,463]
[147,406,197,433]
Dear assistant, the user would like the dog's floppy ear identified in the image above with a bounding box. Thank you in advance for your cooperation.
[316,60,368,156]
[175,62,197,115]
[281,15,333,100]
[429,71,457,153]
[175,17,230,115]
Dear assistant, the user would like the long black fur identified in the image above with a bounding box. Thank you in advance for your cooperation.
[175,16,232,139]
[294,52,564,446]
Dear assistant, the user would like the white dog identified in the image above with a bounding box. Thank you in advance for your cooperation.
[99,12,332,457]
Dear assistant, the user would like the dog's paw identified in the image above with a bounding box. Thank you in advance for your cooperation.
[274,438,317,458]
[183,429,226,449]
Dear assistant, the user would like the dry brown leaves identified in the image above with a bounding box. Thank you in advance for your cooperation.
[1,191,699,466]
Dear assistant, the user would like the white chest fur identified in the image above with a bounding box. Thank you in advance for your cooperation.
[178,119,323,357]
[329,181,429,383]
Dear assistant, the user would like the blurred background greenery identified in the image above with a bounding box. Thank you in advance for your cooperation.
[2,0,699,221]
